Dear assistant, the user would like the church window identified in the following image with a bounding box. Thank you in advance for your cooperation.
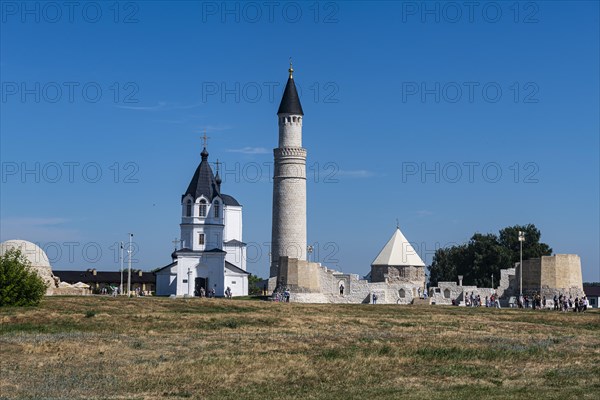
[214,201,220,217]
[199,233,205,245]
[399,289,405,298]
[199,199,207,217]
[186,200,192,216]
[444,289,451,299]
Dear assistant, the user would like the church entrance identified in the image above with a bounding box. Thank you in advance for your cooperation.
[195,277,207,296]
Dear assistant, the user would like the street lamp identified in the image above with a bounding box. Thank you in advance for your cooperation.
[491,274,494,289]
[307,245,314,262]
[127,233,133,297]
[119,241,124,295]
[518,231,525,297]
[187,268,192,297]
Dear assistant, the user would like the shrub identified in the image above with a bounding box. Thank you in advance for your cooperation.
[0,249,46,306]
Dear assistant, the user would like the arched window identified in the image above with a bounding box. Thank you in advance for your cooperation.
[213,200,220,218]
[399,289,406,298]
[444,289,451,299]
[186,199,192,217]
[199,199,207,217]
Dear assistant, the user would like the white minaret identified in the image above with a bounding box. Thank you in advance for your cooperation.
[270,62,307,278]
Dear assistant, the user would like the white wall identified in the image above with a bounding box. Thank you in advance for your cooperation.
[225,273,248,297]
[223,205,242,242]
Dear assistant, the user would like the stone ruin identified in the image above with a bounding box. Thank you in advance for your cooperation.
[428,254,585,307]
[0,240,89,296]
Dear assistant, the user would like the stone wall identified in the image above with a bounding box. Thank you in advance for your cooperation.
[282,259,423,304]
[429,282,498,306]
[370,265,425,286]
[496,268,516,298]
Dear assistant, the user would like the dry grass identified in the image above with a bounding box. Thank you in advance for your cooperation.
[1,296,599,399]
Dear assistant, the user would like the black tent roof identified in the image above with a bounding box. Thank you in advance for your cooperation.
[277,75,304,115]
[183,148,221,201]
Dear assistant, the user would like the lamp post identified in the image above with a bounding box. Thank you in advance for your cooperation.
[518,231,525,297]
[491,274,494,289]
[127,233,133,296]
[307,245,314,262]
[187,268,192,297]
[119,241,124,295]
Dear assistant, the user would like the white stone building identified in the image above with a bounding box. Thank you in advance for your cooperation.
[155,147,249,297]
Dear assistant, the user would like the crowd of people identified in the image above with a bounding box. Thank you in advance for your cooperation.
[552,294,589,312]
[514,292,590,312]
[461,292,502,308]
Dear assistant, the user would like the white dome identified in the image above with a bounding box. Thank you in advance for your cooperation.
[0,240,51,268]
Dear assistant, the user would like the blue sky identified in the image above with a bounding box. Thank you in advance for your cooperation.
[1,1,598,282]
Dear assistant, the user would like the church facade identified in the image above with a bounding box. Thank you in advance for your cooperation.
[155,147,249,297]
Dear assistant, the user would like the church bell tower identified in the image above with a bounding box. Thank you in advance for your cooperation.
[270,62,307,278]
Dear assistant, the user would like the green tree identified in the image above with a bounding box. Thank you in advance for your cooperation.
[248,274,265,296]
[428,245,461,285]
[498,224,552,264]
[465,233,512,288]
[0,249,47,306]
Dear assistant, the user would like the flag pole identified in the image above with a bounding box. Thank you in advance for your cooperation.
[119,241,124,295]
[127,233,133,296]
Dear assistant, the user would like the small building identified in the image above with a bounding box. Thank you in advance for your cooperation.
[370,226,426,295]
[583,284,600,308]
[54,269,155,294]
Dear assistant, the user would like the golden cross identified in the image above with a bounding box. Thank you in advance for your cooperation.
[201,129,210,148]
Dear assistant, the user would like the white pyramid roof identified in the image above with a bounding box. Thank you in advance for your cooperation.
[371,228,425,267]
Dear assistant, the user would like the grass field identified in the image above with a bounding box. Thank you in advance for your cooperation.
[1,296,599,399]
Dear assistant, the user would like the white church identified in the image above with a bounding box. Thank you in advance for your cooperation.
[155,146,249,297]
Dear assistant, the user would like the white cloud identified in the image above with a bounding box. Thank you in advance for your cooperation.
[0,217,79,243]
[416,210,433,217]
[337,169,374,178]
[227,147,270,155]
[117,102,202,111]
